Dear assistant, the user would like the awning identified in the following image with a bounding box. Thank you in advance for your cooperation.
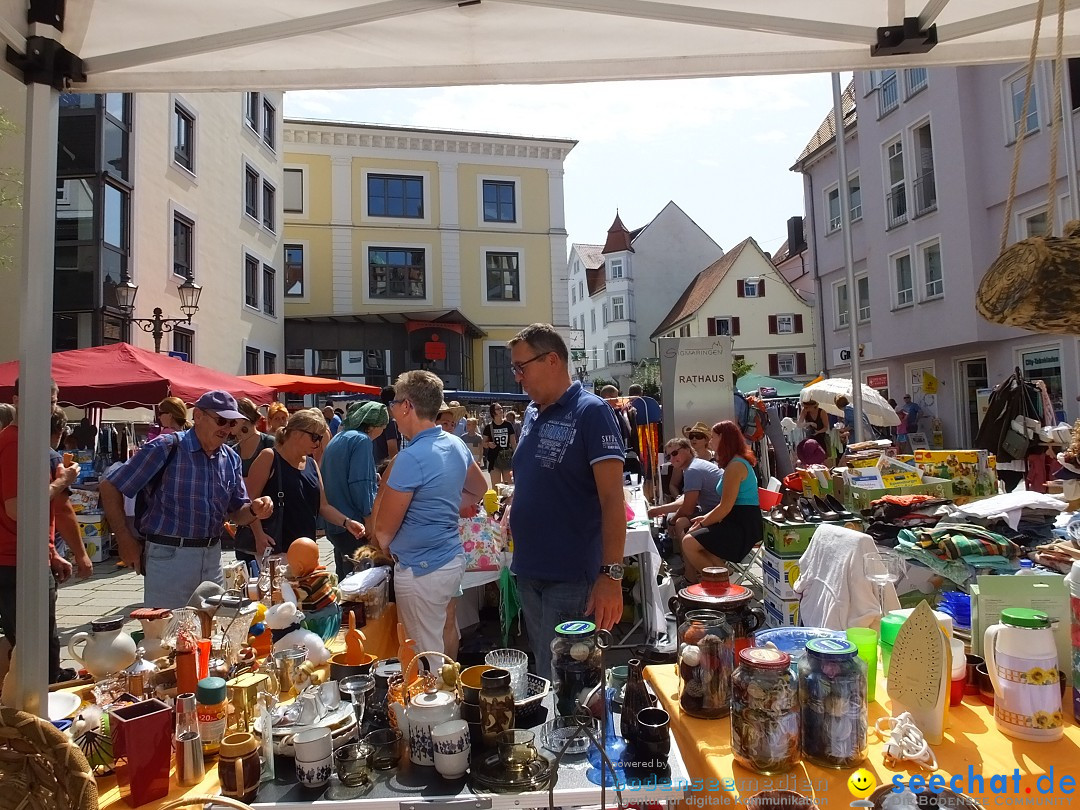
[444,390,531,404]
[737,374,806,399]
[286,309,486,339]
[240,373,380,396]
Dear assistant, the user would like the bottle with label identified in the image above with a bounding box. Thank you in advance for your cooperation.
[196,676,228,756]
[1016,559,1038,575]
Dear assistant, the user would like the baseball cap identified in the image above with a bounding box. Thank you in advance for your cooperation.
[193,390,245,420]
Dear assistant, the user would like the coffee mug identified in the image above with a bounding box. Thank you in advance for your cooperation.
[334,741,374,787]
[633,706,671,769]
[432,719,471,780]
[218,732,261,803]
[496,729,537,772]
[293,727,333,789]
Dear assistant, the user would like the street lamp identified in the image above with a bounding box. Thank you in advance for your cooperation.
[114,273,203,353]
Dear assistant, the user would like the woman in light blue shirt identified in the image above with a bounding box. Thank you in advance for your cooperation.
[373,371,488,654]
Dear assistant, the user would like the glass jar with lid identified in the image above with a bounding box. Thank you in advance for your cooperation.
[677,609,734,718]
[798,638,867,769]
[550,620,607,716]
[731,647,800,774]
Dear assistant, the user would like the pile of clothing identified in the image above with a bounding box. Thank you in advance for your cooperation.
[862,494,952,546]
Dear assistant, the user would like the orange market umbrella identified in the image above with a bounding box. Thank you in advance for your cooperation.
[240,373,380,396]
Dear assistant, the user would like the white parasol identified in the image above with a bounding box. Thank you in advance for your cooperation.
[800,378,900,427]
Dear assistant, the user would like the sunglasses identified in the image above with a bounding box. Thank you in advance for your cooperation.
[688,433,707,440]
[301,430,325,444]
[202,410,238,428]
[666,449,682,460]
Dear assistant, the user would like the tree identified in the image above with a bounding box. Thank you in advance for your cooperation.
[733,356,754,382]
[592,376,615,391]
[630,358,661,400]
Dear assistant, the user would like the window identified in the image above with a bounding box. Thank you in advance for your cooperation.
[1023,208,1050,237]
[886,139,907,228]
[827,188,841,232]
[776,314,794,334]
[368,247,426,299]
[262,264,276,315]
[286,353,305,375]
[317,350,340,377]
[836,282,849,328]
[173,103,195,172]
[245,347,260,375]
[282,244,305,298]
[571,286,577,304]
[283,168,304,214]
[261,98,276,150]
[244,166,259,219]
[707,317,739,336]
[103,184,127,249]
[244,92,260,132]
[262,180,276,231]
[738,279,763,297]
[173,214,193,278]
[244,254,259,308]
[894,253,913,306]
[1007,71,1039,140]
[172,327,193,360]
[486,252,520,301]
[482,180,516,222]
[775,353,797,375]
[922,242,943,299]
[263,352,276,374]
[905,68,928,97]
[368,174,423,218]
[612,296,625,320]
[679,324,691,337]
[610,258,624,279]
[849,176,862,221]
[826,177,861,232]
[878,69,899,117]
[613,341,627,363]
[602,303,609,325]
[590,309,596,333]
[857,276,870,322]
[578,281,583,301]
[912,122,936,216]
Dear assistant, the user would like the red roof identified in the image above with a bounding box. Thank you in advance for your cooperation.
[602,213,634,254]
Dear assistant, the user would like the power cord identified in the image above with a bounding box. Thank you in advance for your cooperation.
[874,712,938,771]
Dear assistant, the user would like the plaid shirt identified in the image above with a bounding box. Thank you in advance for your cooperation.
[105,429,249,538]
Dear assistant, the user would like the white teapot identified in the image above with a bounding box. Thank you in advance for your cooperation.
[68,616,138,679]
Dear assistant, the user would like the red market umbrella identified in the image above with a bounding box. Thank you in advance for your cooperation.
[240,373,380,396]
[0,342,276,407]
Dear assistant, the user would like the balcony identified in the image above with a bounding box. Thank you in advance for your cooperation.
[878,72,899,117]
[913,170,937,217]
[886,187,908,229]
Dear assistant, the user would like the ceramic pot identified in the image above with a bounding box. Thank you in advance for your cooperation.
[137,614,173,661]
[69,616,138,679]
[670,567,764,654]
[110,699,173,806]
[406,683,460,766]
[293,727,333,789]
[479,669,515,749]
[218,732,261,802]
[432,719,471,779]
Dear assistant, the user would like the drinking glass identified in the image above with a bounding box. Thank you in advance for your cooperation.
[864,550,905,615]
[485,648,529,701]
[339,674,374,730]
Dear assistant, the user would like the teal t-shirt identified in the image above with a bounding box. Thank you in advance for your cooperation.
[716,456,759,506]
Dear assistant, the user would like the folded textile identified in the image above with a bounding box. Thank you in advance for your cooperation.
[898,523,1019,560]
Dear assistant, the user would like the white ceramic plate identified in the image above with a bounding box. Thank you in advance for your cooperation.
[47,691,82,721]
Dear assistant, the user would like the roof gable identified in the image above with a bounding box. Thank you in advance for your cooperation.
[792,79,856,169]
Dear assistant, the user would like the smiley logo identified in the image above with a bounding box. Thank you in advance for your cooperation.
[848,768,876,800]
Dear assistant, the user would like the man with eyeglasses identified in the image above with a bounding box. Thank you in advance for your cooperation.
[507,323,627,679]
[646,438,723,546]
[101,390,274,608]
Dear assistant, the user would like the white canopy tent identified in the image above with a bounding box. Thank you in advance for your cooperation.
[3,0,1080,715]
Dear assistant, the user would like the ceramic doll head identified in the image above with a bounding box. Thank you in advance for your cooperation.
[287,537,320,577]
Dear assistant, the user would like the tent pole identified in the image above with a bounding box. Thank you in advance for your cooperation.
[12,79,60,716]
[832,72,864,442]
[1059,59,1080,221]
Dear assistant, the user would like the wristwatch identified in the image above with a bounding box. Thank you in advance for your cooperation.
[599,563,625,582]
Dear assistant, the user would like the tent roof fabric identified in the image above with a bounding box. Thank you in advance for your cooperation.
[240,373,380,396]
[33,2,1080,93]
[737,373,805,398]
[0,343,277,408]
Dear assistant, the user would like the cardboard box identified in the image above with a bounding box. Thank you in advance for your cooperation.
[763,591,800,628]
[763,516,866,558]
[77,515,110,563]
[913,449,998,504]
[762,549,801,600]
[846,477,953,512]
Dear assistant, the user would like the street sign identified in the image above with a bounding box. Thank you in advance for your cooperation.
[168,350,189,362]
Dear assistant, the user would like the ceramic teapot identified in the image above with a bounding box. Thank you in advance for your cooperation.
[68,616,138,679]
[130,608,173,661]
[670,567,765,654]
[389,652,461,767]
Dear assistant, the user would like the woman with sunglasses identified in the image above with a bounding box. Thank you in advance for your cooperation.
[243,409,365,560]
[668,421,717,499]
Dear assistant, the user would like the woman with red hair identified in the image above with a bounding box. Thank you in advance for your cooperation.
[684,420,763,582]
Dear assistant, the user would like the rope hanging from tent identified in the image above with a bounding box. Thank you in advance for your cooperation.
[975,0,1080,335]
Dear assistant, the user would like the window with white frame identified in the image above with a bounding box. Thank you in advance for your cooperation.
[173,102,195,173]
[912,121,936,216]
[827,177,862,232]
[262,263,276,315]
[590,309,596,333]
[905,68,928,97]
[173,213,193,279]
[922,241,943,299]
[244,254,259,308]
[284,244,304,297]
[878,69,899,117]
[827,187,842,232]
[613,341,627,363]
[367,174,423,219]
[485,252,520,301]
[836,282,849,328]
[1023,208,1050,237]
[245,347,260,375]
[261,98,276,150]
[742,279,760,297]
[368,247,426,299]
[857,276,870,322]
[612,296,625,320]
[602,303,609,325]
[776,314,795,334]
[849,175,862,221]
[711,317,732,336]
[894,252,913,306]
[244,166,259,219]
[679,324,691,337]
[262,180,275,231]
[283,168,304,214]
[885,139,907,227]
[1007,70,1039,140]
[481,179,516,222]
[578,281,583,301]
[571,286,577,304]
[776,353,797,375]
[244,92,260,132]
[610,258,624,279]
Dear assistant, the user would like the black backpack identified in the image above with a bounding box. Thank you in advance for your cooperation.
[133,434,180,534]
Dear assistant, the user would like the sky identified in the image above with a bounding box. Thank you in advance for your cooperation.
[284,73,848,256]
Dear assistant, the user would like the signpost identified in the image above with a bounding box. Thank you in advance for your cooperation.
[658,336,734,442]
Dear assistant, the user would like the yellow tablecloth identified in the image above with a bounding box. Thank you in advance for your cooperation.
[97,604,398,810]
[645,664,1080,806]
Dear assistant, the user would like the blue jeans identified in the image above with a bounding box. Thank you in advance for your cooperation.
[144,542,224,609]
[516,577,591,681]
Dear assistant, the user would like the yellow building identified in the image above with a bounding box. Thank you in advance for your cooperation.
[282,120,576,394]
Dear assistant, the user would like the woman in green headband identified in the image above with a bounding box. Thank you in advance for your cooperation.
[321,400,389,578]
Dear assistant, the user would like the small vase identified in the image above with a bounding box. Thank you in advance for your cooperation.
[479,668,515,749]
[620,658,652,744]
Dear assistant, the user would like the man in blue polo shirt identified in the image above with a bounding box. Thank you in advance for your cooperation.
[100,390,275,608]
[509,324,626,678]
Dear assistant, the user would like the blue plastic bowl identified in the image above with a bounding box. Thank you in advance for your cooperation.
[751,627,846,673]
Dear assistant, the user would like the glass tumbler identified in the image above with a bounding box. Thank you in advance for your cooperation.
[485,648,529,701]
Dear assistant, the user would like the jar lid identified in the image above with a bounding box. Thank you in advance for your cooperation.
[196,676,227,704]
[805,638,857,659]
[411,689,455,710]
[739,647,790,669]
[90,616,125,633]
[555,620,596,637]
[1000,607,1050,628]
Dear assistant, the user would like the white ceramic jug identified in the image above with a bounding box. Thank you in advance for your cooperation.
[984,607,1063,742]
[68,616,138,679]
